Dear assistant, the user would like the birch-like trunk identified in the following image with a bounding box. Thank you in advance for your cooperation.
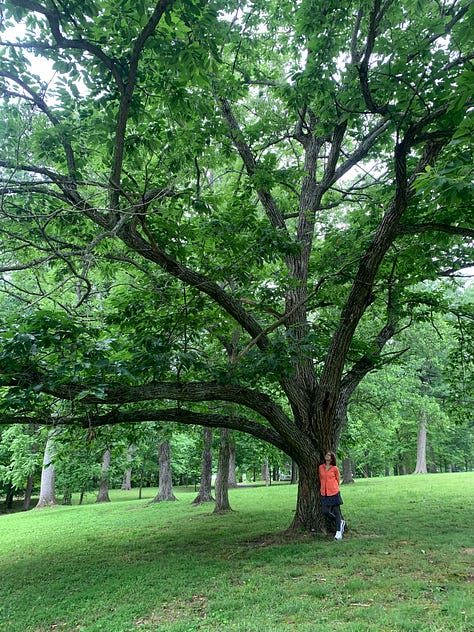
[35,430,58,509]
[413,412,428,474]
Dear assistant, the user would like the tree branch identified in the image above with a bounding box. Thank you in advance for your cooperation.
[397,223,474,238]
[0,409,290,453]
[220,97,288,232]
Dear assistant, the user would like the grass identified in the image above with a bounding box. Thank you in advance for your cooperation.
[0,473,473,632]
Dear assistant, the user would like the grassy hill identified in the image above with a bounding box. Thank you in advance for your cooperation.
[0,473,473,631]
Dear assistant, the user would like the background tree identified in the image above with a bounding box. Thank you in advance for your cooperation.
[193,426,214,504]
[35,428,58,508]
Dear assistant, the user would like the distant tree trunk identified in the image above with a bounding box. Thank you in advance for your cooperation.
[35,430,58,509]
[152,441,177,502]
[96,448,111,502]
[23,437,38,510]
[342,457,354,484]
[193,427,214,504]
[121,468,132,490]
[214,427,232,513]
[121,444,136,490]
[262,458,270,486]
[4,482,14,510]
[427,444,437,473]
[228,438,238,488]
[291,459,298,484]
[413,412,428,474]
[23,474,34,510]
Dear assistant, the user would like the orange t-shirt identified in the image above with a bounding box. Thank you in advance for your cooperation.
[318,464,340,497]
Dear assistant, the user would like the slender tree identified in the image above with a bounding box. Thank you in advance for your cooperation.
[193,426,214,504]
[214,427,232,513]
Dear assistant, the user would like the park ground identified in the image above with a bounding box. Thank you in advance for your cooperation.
[0,472,473,632]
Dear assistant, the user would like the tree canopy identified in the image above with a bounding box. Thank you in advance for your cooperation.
[0,0,472,530]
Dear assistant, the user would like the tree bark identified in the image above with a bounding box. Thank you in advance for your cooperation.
[35,430,58,509]
[228,440,238,488]
[96,448,111,502]
[193,426,214,504]
[262,458,270,486]
[289,463,325,532]
[121,444,136,490]
[23,474,34,510]
[214,428,232,513]
[291,459,298,484]
[413,412,428,474]
[152,441,177,502]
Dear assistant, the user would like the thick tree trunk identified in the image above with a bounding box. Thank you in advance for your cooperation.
[193,427,214,504]
[35,430,58,509]
[214,428,232,513]
[97,448,112,502]
[413,412,428,474]
[289,464,324,533]
[153,441,177,502]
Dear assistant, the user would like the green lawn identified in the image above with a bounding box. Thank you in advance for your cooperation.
[0,473,473,632]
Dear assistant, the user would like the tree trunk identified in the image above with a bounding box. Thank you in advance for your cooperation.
[152,441,177,502]
[4,482,14,510]
[291,459,298,484]
[262,458,270,486]
[121,444,136,490]
[96,448,111,502]
[35,430,58,509]
[193,426,214,504]
[289,464,325,533]
[214,428,232,513]
[23,474,34,510]
[413,412,428,474]
[228,440,238,488]
[342,457,354,484]
[428,444,437,473]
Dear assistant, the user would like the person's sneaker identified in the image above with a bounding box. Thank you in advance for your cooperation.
[334,531,342,540]
[340,520,346,535]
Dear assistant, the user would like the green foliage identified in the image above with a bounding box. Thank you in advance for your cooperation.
[0,0,472,532]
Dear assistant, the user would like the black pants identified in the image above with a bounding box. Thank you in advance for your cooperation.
[322,503,343,532]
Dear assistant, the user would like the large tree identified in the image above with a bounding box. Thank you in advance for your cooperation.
[0,0,472,531]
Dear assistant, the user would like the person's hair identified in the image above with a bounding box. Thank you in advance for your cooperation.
[323,451,337,466]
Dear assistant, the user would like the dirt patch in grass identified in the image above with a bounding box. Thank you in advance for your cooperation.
[241,530,319,547]
[134,594,207,627]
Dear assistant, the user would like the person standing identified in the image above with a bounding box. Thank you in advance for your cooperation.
[319,451,346,540]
